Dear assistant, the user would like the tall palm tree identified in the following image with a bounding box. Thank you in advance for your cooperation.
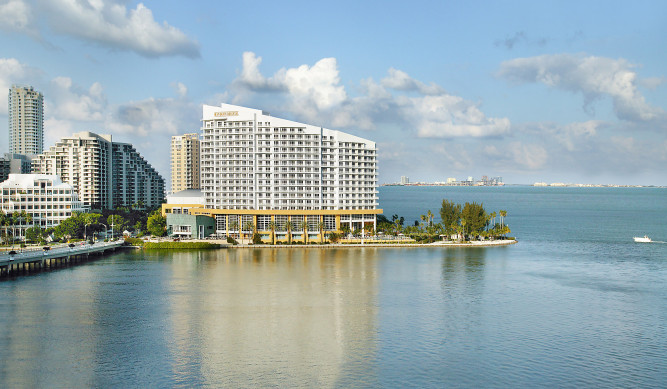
[317,221,325,244]
[268,221,277,245]
[499,210,507,229]
[229,220,239,239]
[285,221,293,244]
[460,218,467,241]
[420,214,427,232]
[243,221,255,242]
[427,210,434,227]
[393,219,402,236]
[301,220,309,244]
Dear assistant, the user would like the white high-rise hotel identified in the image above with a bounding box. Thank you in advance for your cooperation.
[164,103,381,237]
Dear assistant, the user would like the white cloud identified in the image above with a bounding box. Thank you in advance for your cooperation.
[234,52,347,119]
[232,52,510,138]
[485,142,548,170]
[106,97,194,136]
[171,82,188,98]
[528,120,604,152]
[401,95,511,138]
[0,0,33,34]
[498,53,664,122]
[43,117,74,147]
[49,76,106,121]
[431,143,472,171]
[4,0,199,58]
[381,68,444,95]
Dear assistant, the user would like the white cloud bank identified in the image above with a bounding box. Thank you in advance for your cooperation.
[232,52,511,139]
[1,0,199,58]
[498,53,664,122]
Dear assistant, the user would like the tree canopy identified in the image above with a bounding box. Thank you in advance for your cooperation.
[439,199,462,235]
[146,210,167,237]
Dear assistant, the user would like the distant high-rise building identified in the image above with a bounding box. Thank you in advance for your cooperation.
[112,142,165,209]
[401,176,409,185]
[33,131,165,209]
[8,85,44,156]
[0,153,33,183]
[170,133,200,193]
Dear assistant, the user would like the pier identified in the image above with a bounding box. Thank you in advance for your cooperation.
[0,240,125,278]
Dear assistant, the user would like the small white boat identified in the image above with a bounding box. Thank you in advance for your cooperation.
[633,235,652,243]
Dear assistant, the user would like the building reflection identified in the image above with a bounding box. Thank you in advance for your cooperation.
[166,248,380,387]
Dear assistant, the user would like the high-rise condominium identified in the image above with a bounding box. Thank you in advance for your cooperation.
[33,131,165,210]
[8,85,44,156]
[170,133,200,193]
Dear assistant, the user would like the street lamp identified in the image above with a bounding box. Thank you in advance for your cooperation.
[99,223,108,242]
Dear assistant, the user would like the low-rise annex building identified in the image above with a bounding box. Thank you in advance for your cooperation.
[162,103,381,242]
[0,174,86,240]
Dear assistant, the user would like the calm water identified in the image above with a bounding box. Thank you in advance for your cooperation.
[1,186,666,388]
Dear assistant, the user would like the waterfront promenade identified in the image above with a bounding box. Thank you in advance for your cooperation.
[0,240,125,277]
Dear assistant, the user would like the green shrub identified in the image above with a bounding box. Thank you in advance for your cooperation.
[124,237,144,246]
[226,236,238,245]
[143,242,221,249]
[252,232,263,245]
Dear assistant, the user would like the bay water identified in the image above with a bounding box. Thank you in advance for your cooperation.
[1,186,666,387]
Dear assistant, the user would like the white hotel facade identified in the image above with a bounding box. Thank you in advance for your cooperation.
[0,174,86,239]
[163,103,381,240]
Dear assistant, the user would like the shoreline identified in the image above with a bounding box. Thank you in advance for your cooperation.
[139,239,518,249]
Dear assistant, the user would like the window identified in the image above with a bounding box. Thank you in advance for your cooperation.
[291,215,304,231]
[307,215,319,231]
[257,215,270,231]
[275,215,287,231]
[324,215,336,231]
[216,215,226,231]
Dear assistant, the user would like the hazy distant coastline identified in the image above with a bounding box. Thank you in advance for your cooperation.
[382,182,666,188]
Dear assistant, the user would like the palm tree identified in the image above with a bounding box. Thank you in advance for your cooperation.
[341,224,351,239]
[460,218,467,241]
[420,214,427,232]
[285,221,293,244]
[301,221,309,244]
[499,210,507,229]
[243,221,255,242]
[19,211,31,241]
[393,219,402,236]
[268,221,277,245]
[427,210,434,227]
[317,221,325,243]
[229,220,239,239]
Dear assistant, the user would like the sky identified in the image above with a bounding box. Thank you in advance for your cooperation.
[0,0,665,186]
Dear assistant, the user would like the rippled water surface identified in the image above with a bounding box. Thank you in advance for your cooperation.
[1,187,666,387]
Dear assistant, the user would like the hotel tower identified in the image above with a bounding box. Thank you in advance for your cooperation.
[163,103,381,241]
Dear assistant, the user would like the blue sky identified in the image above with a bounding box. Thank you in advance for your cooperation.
[1,0,665,186]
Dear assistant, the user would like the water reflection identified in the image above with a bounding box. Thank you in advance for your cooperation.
[164,248,380,387]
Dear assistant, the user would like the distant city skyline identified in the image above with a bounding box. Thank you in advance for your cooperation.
[0,1,665,186]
